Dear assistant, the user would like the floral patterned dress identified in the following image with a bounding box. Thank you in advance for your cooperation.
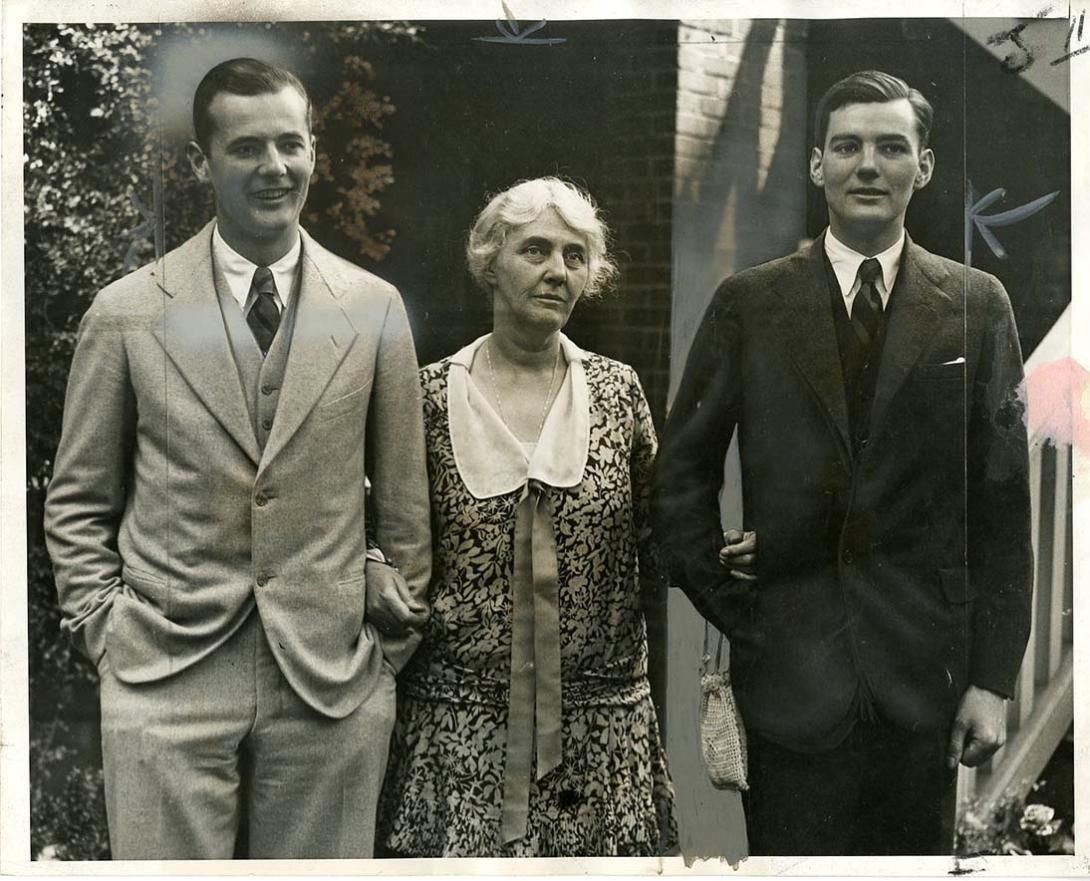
[377,345,677,858]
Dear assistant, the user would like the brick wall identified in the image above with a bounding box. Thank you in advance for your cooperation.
[671,19,810,395]
[572,19,809,422]
[573,25,678,427]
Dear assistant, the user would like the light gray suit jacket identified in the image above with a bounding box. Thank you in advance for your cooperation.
[45,221,432,719]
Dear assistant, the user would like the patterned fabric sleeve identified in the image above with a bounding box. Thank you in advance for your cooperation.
[363,477,386,558]
[364,476,379,549]
[627,367,664,589]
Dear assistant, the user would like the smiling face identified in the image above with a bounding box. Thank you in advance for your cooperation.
[187,86,315,263]
[486,207,590,336]
[810,98,934,254]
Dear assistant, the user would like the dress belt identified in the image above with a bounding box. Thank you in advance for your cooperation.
[501,479,563,845]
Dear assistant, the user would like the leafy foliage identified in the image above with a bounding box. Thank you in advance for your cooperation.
[957,792,1075,857]
[30,727,109,861]
[309,54,399,261]
[24,21,415,858]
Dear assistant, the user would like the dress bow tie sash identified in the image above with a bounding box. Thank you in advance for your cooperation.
[442,333,591,846]
[501,477,564,845]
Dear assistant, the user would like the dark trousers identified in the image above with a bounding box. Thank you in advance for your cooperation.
[744,721,957,856]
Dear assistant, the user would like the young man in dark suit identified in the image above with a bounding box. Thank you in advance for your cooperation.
[653,70,1032,855]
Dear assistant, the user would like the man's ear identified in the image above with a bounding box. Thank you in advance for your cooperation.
[186,141,211,184]
[914,148,935,190]
[808,147,825,186]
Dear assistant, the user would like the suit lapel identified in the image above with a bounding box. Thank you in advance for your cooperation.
[867,236,950,438]
[258,232,358,473]
[772,236,853,465]
[151,222,262,465]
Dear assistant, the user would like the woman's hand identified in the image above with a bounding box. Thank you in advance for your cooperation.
[719,528,757,581]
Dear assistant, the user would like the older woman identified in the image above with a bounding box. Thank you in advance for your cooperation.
[377,178,677,857]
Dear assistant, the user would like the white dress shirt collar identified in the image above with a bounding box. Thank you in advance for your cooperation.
[211,223,301,312]
[824,227,905,314]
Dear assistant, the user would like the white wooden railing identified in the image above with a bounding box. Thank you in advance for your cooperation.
[956,306,1075,814]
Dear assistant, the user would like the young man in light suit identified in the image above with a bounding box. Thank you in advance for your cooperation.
[653,70,1032,855]
[44,58,431,859]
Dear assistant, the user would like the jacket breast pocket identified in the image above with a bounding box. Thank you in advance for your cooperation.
[316,382,371,422]
[914,362,966,384]
[909,364,967,425]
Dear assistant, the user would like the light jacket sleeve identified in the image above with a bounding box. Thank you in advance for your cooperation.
[44,296,135,665]
[364,288,432,672]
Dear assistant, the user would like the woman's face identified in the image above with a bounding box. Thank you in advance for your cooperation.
[487,207,590,335]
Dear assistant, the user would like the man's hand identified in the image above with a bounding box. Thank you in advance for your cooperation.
[946,685,1007,770]
[719,528,757,581]
[365,560,429,638]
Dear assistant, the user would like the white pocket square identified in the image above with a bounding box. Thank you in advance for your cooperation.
[942,357,966,365]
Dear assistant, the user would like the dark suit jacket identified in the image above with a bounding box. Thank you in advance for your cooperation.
[653,233,1032,751]
[44,222,432,719]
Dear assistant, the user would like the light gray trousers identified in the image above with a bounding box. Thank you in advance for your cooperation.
[99,611,396,859]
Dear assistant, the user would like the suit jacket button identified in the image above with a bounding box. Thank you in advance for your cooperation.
[262,417,273,431]
[842,549,854,565]
[256,574,269,587]
[261,384,275,396]
[255,494,267,507]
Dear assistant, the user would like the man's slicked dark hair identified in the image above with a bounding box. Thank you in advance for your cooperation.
[192,57,312,151]
[812,70,934,151]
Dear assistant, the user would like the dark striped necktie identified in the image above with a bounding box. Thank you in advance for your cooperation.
[246,266,280,356]
[850,257,883,348]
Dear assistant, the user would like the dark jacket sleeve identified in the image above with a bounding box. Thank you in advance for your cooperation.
[651,279,755,637]
[965,276,1034,698]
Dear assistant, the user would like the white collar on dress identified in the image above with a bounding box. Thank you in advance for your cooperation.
[446,333,591,499]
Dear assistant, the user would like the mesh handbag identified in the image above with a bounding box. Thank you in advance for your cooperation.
[699,622,748,791]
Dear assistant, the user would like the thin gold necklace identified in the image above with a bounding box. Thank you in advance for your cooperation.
[486,337,561,441]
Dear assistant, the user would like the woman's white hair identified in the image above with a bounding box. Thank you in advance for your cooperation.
[466,177,618,299]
